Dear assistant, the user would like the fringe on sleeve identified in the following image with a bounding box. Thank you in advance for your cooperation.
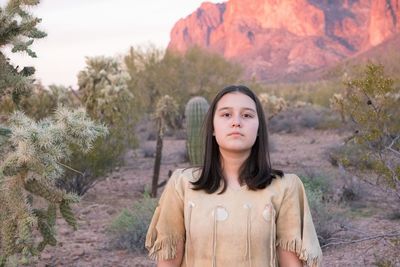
[276,238,322,267]
[146,233,185,261]
[275,174,323,267]
[145,169,186,261]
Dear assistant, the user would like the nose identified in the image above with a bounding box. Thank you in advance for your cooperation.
[231,116,241,127]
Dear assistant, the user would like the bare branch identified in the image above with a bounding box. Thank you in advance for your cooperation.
[386,135,400,157]
[321,230,400,249]
[56,161,84,176]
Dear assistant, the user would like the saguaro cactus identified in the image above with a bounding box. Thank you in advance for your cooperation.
[185,96,209,165]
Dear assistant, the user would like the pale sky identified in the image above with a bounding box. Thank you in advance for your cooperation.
[1,0,223,88]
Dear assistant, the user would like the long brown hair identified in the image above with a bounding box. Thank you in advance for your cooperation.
[191,85,283,194]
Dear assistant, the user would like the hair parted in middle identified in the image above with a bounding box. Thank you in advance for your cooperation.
[191,85,284,194]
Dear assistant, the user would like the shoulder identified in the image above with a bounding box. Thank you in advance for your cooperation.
[270,173,304,195]
[170,167,201,184]
[168,167,201,196]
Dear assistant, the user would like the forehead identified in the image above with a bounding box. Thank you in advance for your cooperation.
[216,92,256,110]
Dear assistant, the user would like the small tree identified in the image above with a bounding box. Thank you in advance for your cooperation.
[335,63,400,199]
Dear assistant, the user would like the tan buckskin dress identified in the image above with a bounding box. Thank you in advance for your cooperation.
[145,168,322,267]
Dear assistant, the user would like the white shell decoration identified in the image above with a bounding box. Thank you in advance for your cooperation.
[263,204,273,221]
[215,206,228,221]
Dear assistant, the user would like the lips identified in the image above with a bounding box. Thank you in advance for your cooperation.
[228,132,243,136]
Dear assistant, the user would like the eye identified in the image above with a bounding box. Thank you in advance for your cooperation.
[221,113,231,117]
[242,113,254,118]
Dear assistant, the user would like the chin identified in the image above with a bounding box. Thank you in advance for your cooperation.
[222,146,252,153]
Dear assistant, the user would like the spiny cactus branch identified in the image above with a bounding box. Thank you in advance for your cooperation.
[0,107,107,262]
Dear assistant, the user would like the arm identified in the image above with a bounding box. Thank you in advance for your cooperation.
[157,239,184,267]
[275,174,322,267]
[277,247,303,267]
[145,169,186,264]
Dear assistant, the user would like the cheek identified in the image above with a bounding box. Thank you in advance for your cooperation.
[213,117,221,134]
[250,122,260,139]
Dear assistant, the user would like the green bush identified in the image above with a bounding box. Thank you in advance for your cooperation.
[108,194,158,252]
[332,63,400,198]
[300,170,332,196]
[328,143,375,170]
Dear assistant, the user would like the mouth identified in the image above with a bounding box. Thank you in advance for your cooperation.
[228,132,243,136]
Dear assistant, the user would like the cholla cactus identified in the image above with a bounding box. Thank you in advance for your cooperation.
[0,107,108,265]
[258,93,287,120]
[329,93,346,122]
[185,96,209,165]
[0,0,47,106]
[153,95,179,136]
[151,95,179,197]
[77,56,132,120]
[293,100,311,108]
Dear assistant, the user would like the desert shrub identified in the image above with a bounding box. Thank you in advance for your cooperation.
[387,210,400,220]
[373,252,400,267]
[141,142,156,158]
[300,172,345,246]
[300,169,332,196]
[305,188,342,246]
[327,144,375,170]
[329,63,400,199]
[269,105,341,133]
[108,194,158,252]
[340,184,360,202]
[264,79,341,108]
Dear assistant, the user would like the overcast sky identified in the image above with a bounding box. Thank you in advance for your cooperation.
[1,0,223,87]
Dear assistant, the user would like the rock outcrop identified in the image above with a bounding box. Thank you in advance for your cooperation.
[168,0,400,81]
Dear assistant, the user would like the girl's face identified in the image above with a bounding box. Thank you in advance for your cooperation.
[213,92,259,156]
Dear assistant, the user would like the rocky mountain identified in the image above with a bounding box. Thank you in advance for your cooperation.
[168,0,400,82]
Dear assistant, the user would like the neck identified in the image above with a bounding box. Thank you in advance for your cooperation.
[219,149,250,186]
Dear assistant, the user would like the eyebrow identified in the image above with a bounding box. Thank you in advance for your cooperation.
[217,107,256,112]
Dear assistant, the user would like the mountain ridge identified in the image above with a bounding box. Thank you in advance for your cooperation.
[168,0,400,82]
